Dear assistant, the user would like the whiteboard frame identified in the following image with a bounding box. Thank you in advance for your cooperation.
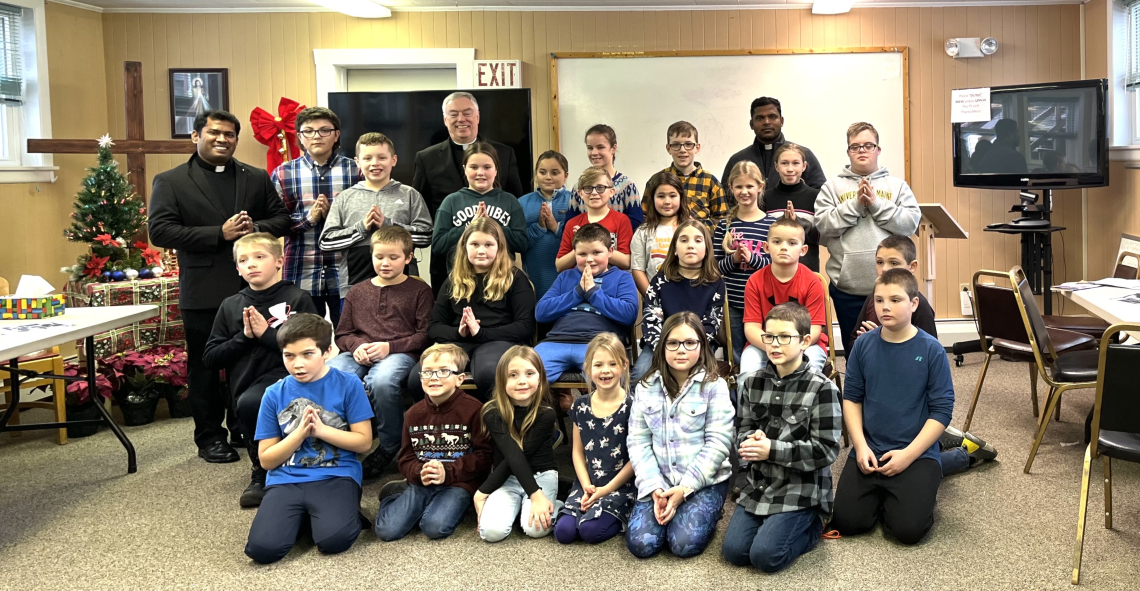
[550,47,911,184]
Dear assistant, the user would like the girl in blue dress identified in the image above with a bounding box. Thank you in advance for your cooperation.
[554,332,635,544]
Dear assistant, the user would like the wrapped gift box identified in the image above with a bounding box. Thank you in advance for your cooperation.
[0,294,66,319]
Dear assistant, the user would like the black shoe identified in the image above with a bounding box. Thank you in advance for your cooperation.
[198,440,240,463]
[229,432,246,449]
[377,479,408,503]
[240,467,267,508]
[940,426,998,464]
[361,447,398,480]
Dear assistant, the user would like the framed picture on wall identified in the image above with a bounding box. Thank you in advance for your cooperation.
[169,69,229,138]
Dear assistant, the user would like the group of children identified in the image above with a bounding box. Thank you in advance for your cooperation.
[209,113,1000,571]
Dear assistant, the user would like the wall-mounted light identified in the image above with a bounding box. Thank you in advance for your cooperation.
[945,37,999,59]
[812,0,857,15]
[312,0,392,18]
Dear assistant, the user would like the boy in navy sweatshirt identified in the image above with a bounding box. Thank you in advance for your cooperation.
[830,269,993,545]
[203,233,318,508]
[535,223,639,382]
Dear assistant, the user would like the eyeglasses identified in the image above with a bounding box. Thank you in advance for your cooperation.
[580,185,614,195]
[445,109,476,120]
[419,369,457,379]
[664,339,701,351]
[760,334,801,346]
[299,128,337,139]
[668,142,697,152]
[847,143,879,153]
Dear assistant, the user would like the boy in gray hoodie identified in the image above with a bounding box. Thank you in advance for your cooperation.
[319,132,432,294]
[814,122,921,354]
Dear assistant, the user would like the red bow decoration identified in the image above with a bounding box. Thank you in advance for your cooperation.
[251,98,306,172]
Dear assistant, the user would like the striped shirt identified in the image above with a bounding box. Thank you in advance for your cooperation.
[271,152,360,297]
[735,360,842,517]
[567,171,643,231]
[665,162,730,229]
[712,216,773,309]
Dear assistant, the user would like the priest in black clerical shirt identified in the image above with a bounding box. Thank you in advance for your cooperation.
[411,91,524,293]
[149,109,290,464]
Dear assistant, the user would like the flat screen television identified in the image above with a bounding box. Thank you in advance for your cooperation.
[329,89,533,191]
[952,79,1108,190]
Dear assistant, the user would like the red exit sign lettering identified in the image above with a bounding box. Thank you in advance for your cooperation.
[474,60,521,88]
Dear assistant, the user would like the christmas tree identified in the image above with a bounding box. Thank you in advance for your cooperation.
[63,135,161,283]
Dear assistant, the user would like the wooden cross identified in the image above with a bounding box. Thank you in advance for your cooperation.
[28,61,195,206]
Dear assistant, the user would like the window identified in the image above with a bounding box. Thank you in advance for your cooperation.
[1128,0,1140,144]
[0,3,23,166]
[0,0,55,182]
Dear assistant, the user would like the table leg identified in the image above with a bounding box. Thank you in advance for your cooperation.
[0,358,22,430]
[84,336,137,474]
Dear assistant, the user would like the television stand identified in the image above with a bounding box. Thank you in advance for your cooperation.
[982,189,1063,315]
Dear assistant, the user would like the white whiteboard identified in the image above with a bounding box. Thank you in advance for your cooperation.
[555,52,907,191]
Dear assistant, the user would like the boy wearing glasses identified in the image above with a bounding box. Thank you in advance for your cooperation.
[272,107,361,328]
[723,303,841,573]
[373,343,492,541]
[320,133,433,291]
[328,227,434,479]
[556,166,633,271]
[740,218,829,376]
[661,121,729,228]
[815,122,921,353]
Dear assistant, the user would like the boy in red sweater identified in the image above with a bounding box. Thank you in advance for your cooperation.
[740,217,828,376]
[373,344,492,541]
[328,226,434,479]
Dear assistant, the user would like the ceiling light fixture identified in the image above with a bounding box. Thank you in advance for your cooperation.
[812,0,857,15]
[311,0,392,18]
[944,37,999,59]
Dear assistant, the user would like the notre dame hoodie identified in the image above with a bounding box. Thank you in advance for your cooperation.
[814,166,921,296]
[431,187,528,271]
[202,280,317,396]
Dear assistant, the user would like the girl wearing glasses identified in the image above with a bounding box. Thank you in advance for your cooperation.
[410,218,535,402]
[474,346,561,542]
[555,332,635,545]
[566,123,644,231]
[713,160,773,364]
[630,171,691,296]
[556,166,634,272]
[763,143,822,273]
[626,312,734,559]
[632,221,725,383]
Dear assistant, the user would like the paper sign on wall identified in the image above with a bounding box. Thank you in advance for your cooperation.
[950,87,991,123]
[473,60,521,88]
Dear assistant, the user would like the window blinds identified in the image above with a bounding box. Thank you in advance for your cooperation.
[0,3,21,103]
[1129,0,1140,89]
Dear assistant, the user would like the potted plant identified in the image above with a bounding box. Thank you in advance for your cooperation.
[117,346,189,426]
[61,363,114,438]
[149,345,190,418]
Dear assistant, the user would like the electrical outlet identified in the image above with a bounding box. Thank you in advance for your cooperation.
[960,283,974,316]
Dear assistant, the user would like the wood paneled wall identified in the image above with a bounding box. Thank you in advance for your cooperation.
[0,2,108,292]
[22,4,1085,318]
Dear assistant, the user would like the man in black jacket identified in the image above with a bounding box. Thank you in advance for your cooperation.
[411,92,524,294]
[149,110,291,463]
[722,96,827,193]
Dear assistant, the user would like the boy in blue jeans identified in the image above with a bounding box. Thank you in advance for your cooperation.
[829,269,994,545]
[374,343,492,540]
[245,314,374,564]
[328,226,433,479]
[723,303,841,573]
[535,223,639,382]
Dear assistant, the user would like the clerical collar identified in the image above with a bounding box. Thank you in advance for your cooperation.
[452,138,476,149]
[195,154,232,173]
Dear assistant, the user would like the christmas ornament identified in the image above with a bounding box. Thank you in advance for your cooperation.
[152,266,164,278]
[124,268,139,281]
[138,268,153,279]
[101,271,112,282]
[111,270,125,281]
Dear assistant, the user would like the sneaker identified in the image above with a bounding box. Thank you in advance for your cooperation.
[940,426,998,464]
[239,467,267,508]
[361,447,398,480]
[377,479,408,503]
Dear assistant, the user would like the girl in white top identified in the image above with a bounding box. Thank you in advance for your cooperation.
[630,171,691,296]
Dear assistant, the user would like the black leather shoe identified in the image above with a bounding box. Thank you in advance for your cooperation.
[229,432,246,449]
[198,440,240,464]
[239,466,268,508]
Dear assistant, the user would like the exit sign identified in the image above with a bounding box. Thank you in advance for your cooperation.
[473,60,521,88]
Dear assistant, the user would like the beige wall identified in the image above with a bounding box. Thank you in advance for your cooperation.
[16,4,1090,318]
[0,2,108,292]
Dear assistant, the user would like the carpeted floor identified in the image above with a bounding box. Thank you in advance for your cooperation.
[2,354,1139,590]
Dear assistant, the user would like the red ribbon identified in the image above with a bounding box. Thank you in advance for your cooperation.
[250,97,306,172]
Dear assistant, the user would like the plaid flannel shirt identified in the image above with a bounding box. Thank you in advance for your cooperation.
[271,153,360,297]
[666,162,730,229]
[628,371,734,501]
[735,359,842,518]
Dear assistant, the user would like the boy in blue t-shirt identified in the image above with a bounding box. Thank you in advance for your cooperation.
[829,269,960,545]
[244,314,374,564]
[534,223,639,382]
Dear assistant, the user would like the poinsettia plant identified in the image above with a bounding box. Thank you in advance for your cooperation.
[61,362,115,407]
[121,345,189,401]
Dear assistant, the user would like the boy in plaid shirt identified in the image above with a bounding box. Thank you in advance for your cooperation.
[722,302,841,573]
[660,121,730,229]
